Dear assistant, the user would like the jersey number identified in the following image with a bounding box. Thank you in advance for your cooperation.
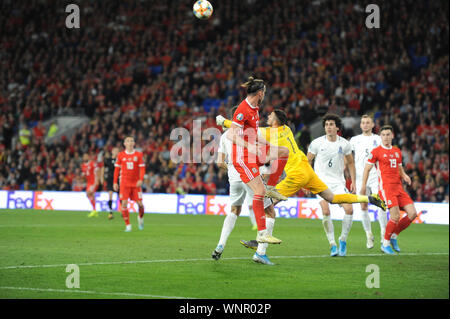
[389,159,397,168]
[328,159,333,167]
[286,137,296,154]
[126,162,134,170]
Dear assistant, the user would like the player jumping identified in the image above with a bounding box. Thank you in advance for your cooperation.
[362,125,417,254]
[219,111,387,254]
[226,76,288,245]
[113,136,146,232]
[213,110,277,265]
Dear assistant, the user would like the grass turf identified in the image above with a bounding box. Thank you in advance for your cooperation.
[0,209,448,299]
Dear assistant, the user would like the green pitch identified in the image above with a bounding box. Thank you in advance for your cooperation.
[0,209,448,299]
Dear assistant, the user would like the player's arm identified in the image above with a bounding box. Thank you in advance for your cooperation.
[360,163,374,195]
[137,154,145,188]
[216,151,228,171]
[113,156,121,192]
[226,123,259,155]
[344,153,357,193]
[399,164,411,186]
[216,115,232,129]
[100,165,105,185]
[306,152,315,166]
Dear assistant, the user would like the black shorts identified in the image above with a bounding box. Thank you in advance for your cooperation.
[105,180,115,192]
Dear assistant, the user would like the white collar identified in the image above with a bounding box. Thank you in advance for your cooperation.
[381,144,392,150]
[245,98,258,109]
[125,150,136,155]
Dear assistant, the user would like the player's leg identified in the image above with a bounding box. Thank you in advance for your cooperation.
[338,203,353,256]
[253,203,276,265]
[264,145,289,201]
[320,200,337,256]
[358,178,374,249]
[87,188,98,217]
[245,188,257,230]
[132,188,144,230]
[381,204,400,254]
[390,200,417,252]
[120,187,131,231]
[107,190,114,219]
[247,176,281,244]
[213,182,246,260]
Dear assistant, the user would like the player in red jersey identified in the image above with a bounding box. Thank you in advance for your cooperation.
[361,125,417,254]
[82,153,100,217]
[226,77,289,244]
[113,136,146,232]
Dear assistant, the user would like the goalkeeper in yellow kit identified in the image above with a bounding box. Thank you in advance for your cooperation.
[217,109,386,209]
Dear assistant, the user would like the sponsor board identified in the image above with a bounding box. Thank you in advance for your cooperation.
[0,191,448,225]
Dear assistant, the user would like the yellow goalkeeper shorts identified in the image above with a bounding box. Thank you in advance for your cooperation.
[276,161,328,198]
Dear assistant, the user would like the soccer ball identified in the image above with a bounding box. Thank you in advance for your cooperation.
[193,0,213,20]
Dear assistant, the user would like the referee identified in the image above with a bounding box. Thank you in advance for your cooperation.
[101,147,119,220]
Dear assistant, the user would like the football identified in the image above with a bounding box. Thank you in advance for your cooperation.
[193,0,213,20]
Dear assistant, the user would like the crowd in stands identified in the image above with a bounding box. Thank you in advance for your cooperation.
[0,0,448,203]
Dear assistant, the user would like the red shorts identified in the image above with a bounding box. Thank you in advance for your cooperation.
[86,183,98,193]
[379,183,414,209]
[119,186,143,201]
[233,145,269,183]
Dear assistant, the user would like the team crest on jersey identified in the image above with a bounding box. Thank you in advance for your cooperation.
[388,200,392,205]
[237,113,244,121]
[134,156,138,162]
[373,140,378,146]
[395,152,399,158]
[338,146,343,154]
[252,167,258,174]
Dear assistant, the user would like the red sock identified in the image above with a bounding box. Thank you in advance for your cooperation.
[393,215,413,235]
[90,197,96,210]
[121,209,130,225]
[384,219,398,241]
[253,195,266,231]
[267,157,288,186]
[139,206,144,218]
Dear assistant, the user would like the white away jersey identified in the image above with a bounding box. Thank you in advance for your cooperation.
[308,135,352,186]
[218,130,241,183]
[349,133,381,183]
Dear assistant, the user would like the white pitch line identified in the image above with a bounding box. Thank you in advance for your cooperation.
[0,252,447,270]
[0,286,195,299]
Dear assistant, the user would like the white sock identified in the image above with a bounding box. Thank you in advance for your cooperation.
[391,233,398,239]
[322,215,336,245]
[248,206,257,227]
[138,216,144,226]
[218,213,238,248]
[378,210,387,241]
[360,209,372,233]
[382,239,390,246]
[257,218,275,255]
[340,214,353,242]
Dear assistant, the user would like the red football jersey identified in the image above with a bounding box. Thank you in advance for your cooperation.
[82,160,98,185]
[114,150,145,187]
[231,98,260,161]
[367,145,403,185]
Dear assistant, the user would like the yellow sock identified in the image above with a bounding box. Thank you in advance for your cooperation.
[224,119,232,128]
[332,194,368,204]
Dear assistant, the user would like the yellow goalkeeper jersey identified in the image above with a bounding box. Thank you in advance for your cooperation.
[258,125,308,174]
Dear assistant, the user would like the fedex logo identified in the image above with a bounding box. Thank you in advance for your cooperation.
[205,196,228,215]
[6,191,34,209]
[176,195,205,215]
